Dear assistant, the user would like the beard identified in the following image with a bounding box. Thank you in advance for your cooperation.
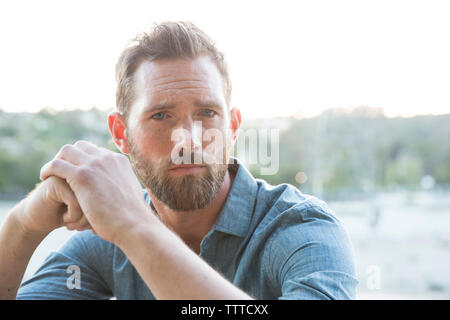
[128,138,229,211]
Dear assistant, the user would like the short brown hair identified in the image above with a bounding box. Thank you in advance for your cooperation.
[115,21,232,120]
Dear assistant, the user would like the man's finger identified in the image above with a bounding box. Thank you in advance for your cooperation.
[40,158,78,181]
[46,176,83,220]
[62,207,91,231]
[62,204,85,224]
[74,140,102,155]
[55,144,91,166]
[65,220,92,231]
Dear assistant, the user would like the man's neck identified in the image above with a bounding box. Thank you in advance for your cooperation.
[147,169,234,254]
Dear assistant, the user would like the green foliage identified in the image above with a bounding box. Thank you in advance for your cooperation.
[239,107,450,198]
[0,107,115,196]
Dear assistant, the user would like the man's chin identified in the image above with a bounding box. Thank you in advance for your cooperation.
[143,162,227,212]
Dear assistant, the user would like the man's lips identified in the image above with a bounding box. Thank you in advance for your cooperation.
[169,164,206,170]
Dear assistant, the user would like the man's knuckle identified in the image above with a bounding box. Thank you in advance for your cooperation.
[49,158,61,169]
[75,166,91,181]
[91,156,105,168]
[74,140,87,147]
[45,175,59,185]
[102,152,113,161]
[60,144,73,154]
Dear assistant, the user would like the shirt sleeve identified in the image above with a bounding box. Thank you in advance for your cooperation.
[268,206,359,300]
[17,230,114,300]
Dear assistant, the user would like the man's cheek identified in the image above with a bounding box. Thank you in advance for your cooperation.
[202,128,228,165]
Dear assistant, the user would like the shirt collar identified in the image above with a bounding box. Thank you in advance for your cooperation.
[143,158,258,238]
[212,158,258,238]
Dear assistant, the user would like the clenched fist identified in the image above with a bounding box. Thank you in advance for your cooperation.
[39,141,152,244]
[15,176,91,236]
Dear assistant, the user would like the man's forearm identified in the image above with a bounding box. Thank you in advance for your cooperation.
[116,210,253,300]
[0,201,48,299]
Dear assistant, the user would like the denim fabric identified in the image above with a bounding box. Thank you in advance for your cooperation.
[17,161,358,299]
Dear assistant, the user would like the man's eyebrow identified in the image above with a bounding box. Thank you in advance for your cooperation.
[194,100,222,110]
[143,104,176,113]
[142,101,222,113]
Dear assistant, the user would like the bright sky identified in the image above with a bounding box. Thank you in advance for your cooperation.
[0,0,449,119]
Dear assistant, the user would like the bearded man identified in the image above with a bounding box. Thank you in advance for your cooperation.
[0,21,358,300]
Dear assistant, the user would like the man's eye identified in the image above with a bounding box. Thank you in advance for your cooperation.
[201,109,216,117]
[151,112,166,120]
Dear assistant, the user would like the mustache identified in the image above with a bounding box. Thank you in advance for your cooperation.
[159,151,209,167]
[169,149,227,166]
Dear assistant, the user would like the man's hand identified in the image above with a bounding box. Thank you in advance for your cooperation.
[16,176,91,236]
[39,141,151,244]
[0,169,91,299]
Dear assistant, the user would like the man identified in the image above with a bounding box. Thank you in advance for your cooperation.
[0,21,358,299]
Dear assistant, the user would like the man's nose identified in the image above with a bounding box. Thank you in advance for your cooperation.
[171,120,203,161]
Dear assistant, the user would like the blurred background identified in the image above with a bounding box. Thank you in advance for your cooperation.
[0,0,449,299]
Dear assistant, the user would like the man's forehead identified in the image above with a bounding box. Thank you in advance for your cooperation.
[134,56,223,88]
[128,56,227,120]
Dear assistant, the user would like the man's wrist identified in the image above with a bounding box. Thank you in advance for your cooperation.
[113,204,164,249]
[7,200,49,244]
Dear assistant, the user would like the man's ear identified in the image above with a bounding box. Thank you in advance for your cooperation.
[230,107,242,143]
[108,112,130,154]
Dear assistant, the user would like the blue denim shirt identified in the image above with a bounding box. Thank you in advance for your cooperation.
[17,162,358,299]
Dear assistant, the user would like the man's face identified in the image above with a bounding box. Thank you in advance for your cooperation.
[125,56,235,211]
